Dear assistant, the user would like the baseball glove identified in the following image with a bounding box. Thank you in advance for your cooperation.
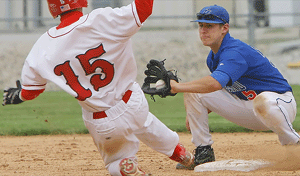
[2,80,24,106]
[142,59,179,100]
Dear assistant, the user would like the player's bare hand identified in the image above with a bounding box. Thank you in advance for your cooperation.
[2,80,24,106]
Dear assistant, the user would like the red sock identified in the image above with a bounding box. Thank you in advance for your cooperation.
[169,143,187,162]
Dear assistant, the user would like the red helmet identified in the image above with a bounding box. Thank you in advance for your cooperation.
[47,0,88,18]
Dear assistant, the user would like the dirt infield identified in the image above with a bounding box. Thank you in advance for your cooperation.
[1,132,300,176]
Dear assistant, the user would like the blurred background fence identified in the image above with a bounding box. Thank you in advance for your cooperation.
[1,0,300,45]
[2,0,300,28]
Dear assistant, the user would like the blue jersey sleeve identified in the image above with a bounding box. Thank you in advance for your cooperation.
[210,71,230,87]
[216,50,248,85]
[209,33,293,100]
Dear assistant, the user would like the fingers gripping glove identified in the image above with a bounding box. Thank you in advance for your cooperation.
[142,59,179,99]
[2,80,24,106]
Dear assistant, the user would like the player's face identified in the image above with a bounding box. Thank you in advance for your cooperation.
[198,22,228,53]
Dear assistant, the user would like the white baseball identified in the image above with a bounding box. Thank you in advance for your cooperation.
[155,79,166,89]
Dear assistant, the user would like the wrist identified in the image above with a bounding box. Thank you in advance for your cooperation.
[170,80,178,93]
[19,90,26,102]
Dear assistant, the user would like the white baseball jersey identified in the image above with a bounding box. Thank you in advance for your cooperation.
[21,2,141,112]
[20,2,183,175]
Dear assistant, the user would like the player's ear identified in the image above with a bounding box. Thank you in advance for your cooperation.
[221,23,229,34]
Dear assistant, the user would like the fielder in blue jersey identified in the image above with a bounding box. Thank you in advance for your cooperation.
[169,5,300,170]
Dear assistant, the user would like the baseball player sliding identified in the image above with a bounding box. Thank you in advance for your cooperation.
[2,0,195,175]
[166,5,299,170]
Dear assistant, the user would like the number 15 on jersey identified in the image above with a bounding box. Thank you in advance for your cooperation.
[54,44,115,101]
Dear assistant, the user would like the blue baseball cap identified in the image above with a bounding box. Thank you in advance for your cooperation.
[192,5,229,24]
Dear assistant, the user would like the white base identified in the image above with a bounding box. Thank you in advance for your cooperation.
[194,159,271,172]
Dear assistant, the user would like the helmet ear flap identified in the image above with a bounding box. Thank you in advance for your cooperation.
[47,0,88,18]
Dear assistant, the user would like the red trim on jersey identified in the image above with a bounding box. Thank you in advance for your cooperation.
[21,89,45,101]
[22,83,47,87]
[48,14,89,38]
[56,11,83,29]
[135,0,153,23]
[132,4,140,27]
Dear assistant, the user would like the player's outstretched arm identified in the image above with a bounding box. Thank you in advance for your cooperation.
[170,76,222,94]
[2,80,45,106]
[2,80,24,106]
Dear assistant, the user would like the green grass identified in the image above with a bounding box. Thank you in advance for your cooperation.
[1,85,300,136]
[0,91,87,136]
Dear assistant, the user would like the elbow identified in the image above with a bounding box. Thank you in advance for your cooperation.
[148,11,153,17]
[147,0,154,16]
[145,6,153,17]
[209,71,229,91]
[215,82,223,91]
[209,80,223,92]
[208,75,225,92]
[135,0,153,22]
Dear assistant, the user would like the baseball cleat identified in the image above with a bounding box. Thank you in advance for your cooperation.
[169,143,195,170]
[119,157,151,176]
[176,145,215,170]
[176,150,195,170]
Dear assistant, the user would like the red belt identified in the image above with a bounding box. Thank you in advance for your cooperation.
[93,90,132,119]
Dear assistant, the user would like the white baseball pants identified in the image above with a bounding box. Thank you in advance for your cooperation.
[82,82,179,176]
[184,89,299,146]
